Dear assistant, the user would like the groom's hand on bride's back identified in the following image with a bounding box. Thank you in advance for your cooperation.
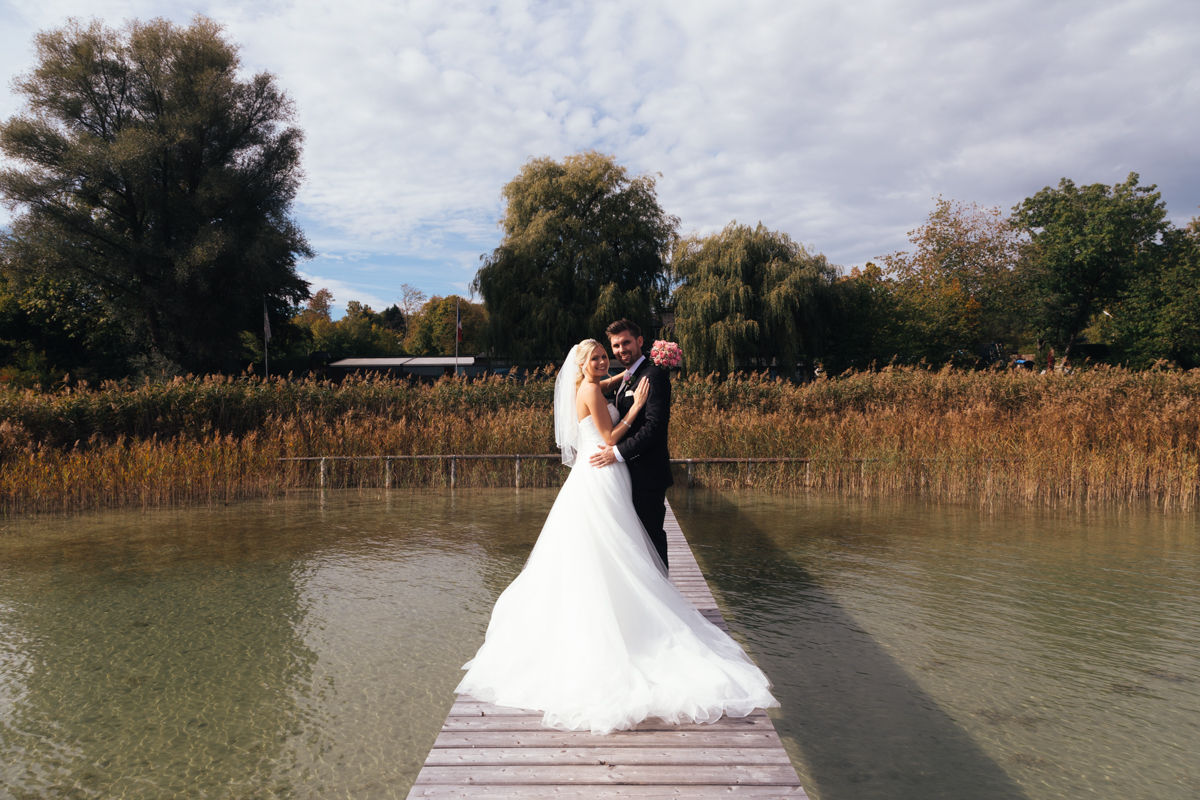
[590,444,617,467]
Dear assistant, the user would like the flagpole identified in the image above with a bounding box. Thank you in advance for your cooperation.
[455,296,460,377]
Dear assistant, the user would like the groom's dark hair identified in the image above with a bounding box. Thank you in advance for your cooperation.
[605,319,641,339]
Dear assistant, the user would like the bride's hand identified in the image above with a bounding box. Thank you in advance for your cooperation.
[631,377,650,411]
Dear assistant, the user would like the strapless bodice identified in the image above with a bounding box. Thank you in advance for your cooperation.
[578,404,620,450]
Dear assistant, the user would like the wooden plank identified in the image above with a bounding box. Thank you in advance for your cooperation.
[413,764,802,786]
[423,748,792,766]
[409,786,809,798]
[448,701,766,720]
[433,731,785,749]
[446,708,540,718]
[408,500,806,800]
[439,715,777,733]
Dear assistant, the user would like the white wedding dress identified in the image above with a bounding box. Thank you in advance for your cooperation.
[455,404,778,735]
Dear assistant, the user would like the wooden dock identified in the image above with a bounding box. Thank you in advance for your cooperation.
[407,501,808,799]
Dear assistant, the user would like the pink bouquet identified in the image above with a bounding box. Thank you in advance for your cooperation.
[650,340,682,369]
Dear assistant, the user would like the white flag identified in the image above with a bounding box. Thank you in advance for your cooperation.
[263,300,272,342]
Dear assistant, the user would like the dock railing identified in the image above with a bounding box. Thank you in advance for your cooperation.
[278,454,834,489]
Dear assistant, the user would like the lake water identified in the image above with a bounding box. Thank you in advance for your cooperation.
[0,489,1197,799]
[675,492,1200,800]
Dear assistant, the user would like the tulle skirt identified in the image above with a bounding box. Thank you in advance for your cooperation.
[455,452,778,735]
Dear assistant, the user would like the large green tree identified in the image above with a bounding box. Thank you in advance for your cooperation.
[404,295,486,357]
[0,273,126,386]
[671,222,837,378]
[472,151,678,362]
[1110,216,1200,368]
[1011,173,1167,361]
[820,262,905,373]
[0,16,311,376]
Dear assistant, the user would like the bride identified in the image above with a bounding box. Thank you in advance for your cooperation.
[455,338,778,735]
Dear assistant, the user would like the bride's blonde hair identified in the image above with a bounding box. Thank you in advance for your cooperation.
[574,339,603,390]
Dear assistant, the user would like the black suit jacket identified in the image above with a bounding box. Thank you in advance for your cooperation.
[614,359,674,492]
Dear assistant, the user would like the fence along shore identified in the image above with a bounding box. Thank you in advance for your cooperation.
[7,367,1200,512]
[278,454,829,489]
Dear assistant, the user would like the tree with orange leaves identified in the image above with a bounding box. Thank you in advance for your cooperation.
[877,198,1028,364]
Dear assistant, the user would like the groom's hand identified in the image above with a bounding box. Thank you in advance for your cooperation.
[590,445,617,468]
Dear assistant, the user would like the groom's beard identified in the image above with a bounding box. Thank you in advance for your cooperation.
[615,352,636,368]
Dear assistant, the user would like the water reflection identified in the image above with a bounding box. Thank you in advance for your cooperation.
[672,490,1200,800]
[2,489,1197,800]
[0,492,549,799]
[1,521,316,796]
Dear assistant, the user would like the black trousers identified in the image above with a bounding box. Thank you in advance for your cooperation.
[632,487,669,570]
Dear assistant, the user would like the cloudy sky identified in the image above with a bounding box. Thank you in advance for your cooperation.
[2,0,1198,316]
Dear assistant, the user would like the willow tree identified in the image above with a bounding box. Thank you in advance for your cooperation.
[0,17,311,376]
[472,151,678,362]
[671,222,837,379]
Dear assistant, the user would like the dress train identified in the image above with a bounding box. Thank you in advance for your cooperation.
[456,406,777,735]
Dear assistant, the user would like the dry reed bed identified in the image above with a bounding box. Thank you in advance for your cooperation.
[3,367,1199,513]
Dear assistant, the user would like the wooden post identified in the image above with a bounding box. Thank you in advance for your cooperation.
[805,460,811,488]
[385,458,391,489]
[450,456,457,489]
[320,457,327,489]
[687,459,694,488]
[515,456,522,489]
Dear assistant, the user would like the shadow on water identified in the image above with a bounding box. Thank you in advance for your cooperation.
[672,489,1030,800]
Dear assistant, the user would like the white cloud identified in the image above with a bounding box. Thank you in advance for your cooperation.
[2,0,1199,301]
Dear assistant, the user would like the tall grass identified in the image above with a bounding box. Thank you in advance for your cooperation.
[3,366,1200,513]
[670,366,1200,508]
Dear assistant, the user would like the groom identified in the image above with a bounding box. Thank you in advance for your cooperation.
[590,319,673,570]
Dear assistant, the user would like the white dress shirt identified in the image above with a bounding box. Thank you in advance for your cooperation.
[613,355,646,462]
